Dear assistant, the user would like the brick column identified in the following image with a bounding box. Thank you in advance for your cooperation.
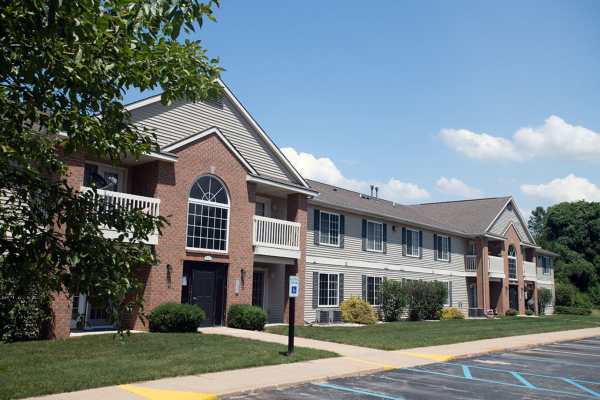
[283,193,307,325]
[533,284,539,315]
[49,292,72,339]
[476,238,490,311]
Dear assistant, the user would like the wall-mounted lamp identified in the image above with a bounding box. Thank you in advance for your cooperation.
[240,268,246,288]
[166,264,172,288]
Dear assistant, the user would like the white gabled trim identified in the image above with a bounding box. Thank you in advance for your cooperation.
[502,222,525,242]
[306,256,475,278]
[162,127,257,174]
[484,197,536,245]
[218,80,311,189]
[148,151,177,162]
[125,94,163,112]
[246,175,318,196]
[123,80,313,190]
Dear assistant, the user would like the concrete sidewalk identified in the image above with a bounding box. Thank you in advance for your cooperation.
[27,327,600,400]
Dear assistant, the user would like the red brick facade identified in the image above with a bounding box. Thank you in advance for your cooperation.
[51,133,307,337]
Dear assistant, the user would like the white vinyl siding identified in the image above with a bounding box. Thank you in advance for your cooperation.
[366,220,384,252]
[305,263,468,322]
[130,97,298,184]
[490,206,532,244]
[319,211,340,247]
[306,206,466,273]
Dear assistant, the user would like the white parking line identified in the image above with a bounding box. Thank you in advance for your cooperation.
[527,348,600,358]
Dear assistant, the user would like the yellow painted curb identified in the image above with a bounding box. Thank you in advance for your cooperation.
[119,384,217,400]
[345,357,398,371]
[400,352,455,362]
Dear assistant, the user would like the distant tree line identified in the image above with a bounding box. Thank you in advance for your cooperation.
[529,201,600,308]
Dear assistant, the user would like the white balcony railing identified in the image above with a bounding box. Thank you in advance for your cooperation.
[80,186,160,244]
[488,255,505,277]
[253,215,301,258]
[524,261,537,280]
[465,255,477,272]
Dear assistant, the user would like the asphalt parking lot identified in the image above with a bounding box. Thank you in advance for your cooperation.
[226,337,600,400]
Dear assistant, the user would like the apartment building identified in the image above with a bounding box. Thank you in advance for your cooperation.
[305,180,556,323]
[51,81,317,338]
[50,81,556,338]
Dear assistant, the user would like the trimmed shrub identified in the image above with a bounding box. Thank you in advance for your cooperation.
[380,279,407,322]
[406,280,448,321]
[537,288,553,315]
[505,308,518,317]
[227,304,267,331]
[555,282,577,306]
[148,303,205,332]
[574,291,592,309]
[555,306,592,315]
[340,296,377,325]
[440,307,464,320]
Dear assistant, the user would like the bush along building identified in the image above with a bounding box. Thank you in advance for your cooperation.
[53,80,316,338]
[51,81,556,338]
[305,181,557,322]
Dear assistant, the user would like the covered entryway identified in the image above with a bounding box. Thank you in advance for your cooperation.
[509,285,519,311]
[252,262,286,323]
[181,261,227,326]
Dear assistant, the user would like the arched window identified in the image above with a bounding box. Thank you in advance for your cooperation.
[187,175,229,251]
[508,245,517,279]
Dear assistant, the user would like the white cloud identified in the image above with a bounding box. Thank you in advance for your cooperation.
[441,116,600,162]
[439,128,521,161]
[520,174,600,203]
[435,177,482,198]
[282,147,430,202]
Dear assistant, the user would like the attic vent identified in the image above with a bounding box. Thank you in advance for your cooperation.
[507,203,513,211]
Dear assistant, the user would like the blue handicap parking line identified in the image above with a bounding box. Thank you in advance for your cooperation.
[510,372,536,389]
[397,366,600,399]
[315,383,406,400]
[462,365,473,379]
[564,379,600,398]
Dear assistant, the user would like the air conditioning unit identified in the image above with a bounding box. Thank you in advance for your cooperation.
[318,309,344,324]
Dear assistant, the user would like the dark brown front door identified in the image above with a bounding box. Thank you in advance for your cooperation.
[181,261,227,326]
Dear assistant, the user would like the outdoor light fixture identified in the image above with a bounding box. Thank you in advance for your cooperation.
[241,268,246,288]
[166,264,172,288]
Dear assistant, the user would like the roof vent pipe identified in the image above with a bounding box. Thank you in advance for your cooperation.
[375,186,379,198]
[370,185,374,197]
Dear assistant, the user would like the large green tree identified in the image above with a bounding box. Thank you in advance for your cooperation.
[0,0,223,340]
[533,201,600,307]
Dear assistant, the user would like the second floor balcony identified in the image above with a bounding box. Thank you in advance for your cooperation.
[488,255,505,278]
[252,215,301,260]
[81,186,161,245]
[523,260,537,281]
[465,255,477,272]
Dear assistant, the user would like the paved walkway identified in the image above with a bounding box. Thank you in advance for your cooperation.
[27,327,600,400]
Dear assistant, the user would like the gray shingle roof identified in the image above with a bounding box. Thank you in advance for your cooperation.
[307,179,511,237]
[412,197,511,235]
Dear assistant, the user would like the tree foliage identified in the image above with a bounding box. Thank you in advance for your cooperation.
[527,206,547,241]
[533,201,600,307]
[0,0,223,338]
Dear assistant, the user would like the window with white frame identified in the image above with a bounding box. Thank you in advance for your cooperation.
[186,175,229,251]
[318,273,339,307]
[319,211,340,246]
[367,221,384,252]
[541,256,552,275]
[366,276,383,305]
[439,281,451,306]
[406,228,420,257]
[436,235,450,261]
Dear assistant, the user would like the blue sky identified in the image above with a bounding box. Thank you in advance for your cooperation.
[125,1,600,217]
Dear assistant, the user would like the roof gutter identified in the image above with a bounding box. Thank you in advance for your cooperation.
[247,175,319,197]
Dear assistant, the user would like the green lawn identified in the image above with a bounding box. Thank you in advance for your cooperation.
[267,314,600,351]
[0,333,336,400]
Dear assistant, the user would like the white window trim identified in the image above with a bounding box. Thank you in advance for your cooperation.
[186,177,231,253]
[319,211,341,248]
[84,161,128,193]
[317,272,339,308]
[366,220,384,253]
[366,276,383,306]
[542,256,551,275]
[405,228,420,258]
[437,234,450,262]
[439,280,451,306]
